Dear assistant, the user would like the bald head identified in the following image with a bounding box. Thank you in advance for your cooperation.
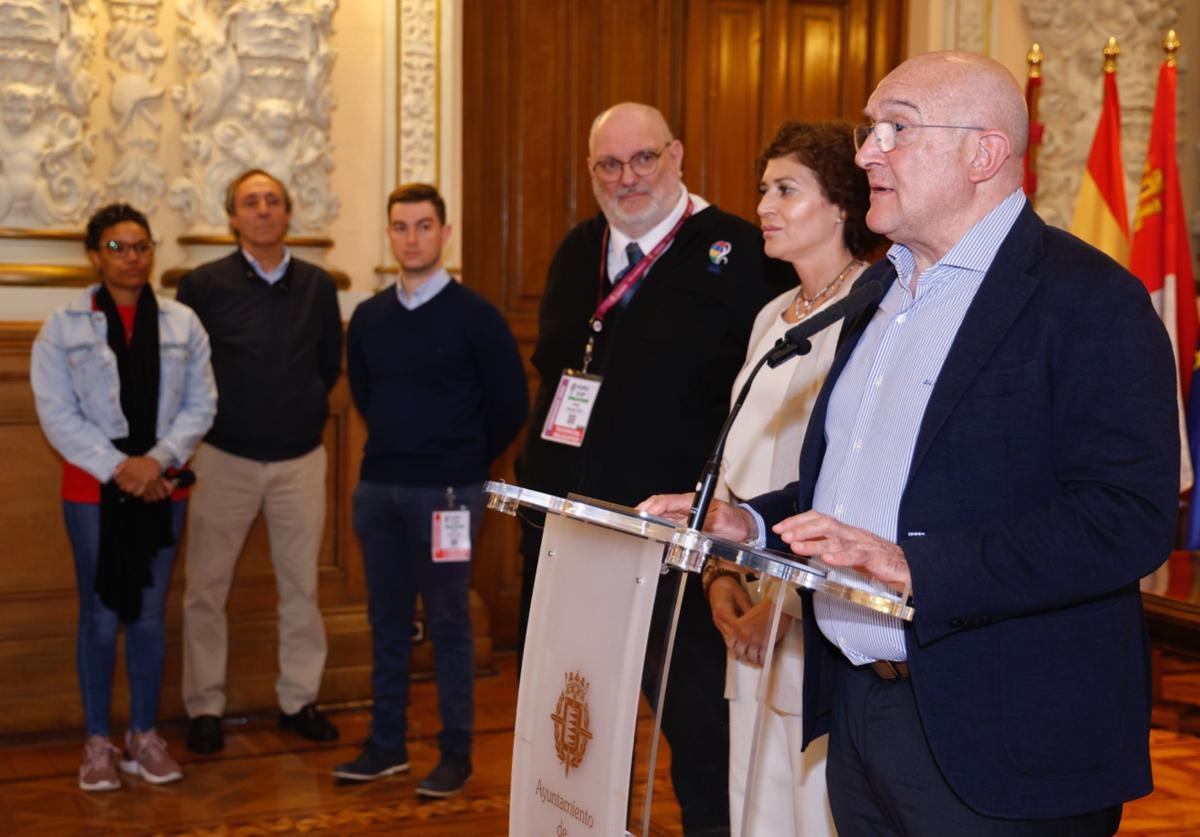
[589,102,675,155]
[885,51,1028,160]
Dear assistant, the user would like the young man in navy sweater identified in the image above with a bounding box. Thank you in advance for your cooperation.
[333,184,528,797]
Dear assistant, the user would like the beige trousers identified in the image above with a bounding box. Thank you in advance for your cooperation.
[182,442,328,717]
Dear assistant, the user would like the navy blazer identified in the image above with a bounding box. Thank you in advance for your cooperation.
[750,203,1179,819]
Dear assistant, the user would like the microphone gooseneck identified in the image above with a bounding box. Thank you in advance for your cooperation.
[686,279,883,532]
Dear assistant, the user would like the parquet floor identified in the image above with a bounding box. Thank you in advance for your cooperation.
[1,651,1199,836]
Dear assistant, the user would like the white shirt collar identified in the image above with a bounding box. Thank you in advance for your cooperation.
[606,185,709,282]
[241,246,292,285]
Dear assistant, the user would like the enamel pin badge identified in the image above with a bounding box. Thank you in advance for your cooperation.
[708,240,732,273]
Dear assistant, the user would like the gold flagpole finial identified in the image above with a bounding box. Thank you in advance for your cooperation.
[1164,29,1180,67]
[1103,36,1120,74]
[1027,43,1044,79]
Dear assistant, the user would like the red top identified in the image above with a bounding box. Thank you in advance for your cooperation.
[61,300,190,503]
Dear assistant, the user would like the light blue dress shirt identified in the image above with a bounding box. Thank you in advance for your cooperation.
[242,246,292,285]
[395,268,453,311]
[810,188,1028,664]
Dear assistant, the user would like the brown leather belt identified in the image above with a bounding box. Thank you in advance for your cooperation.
[869,660,910,680]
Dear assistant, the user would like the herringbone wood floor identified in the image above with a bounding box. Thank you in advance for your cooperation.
[1,652,1199,836]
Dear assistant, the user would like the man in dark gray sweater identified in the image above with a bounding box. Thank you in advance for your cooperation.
[176,169,343,755]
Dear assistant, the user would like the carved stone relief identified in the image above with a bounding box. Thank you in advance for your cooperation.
[398,0,437,185]
[1021,0,1186,232]
[104,0,166,212]
[169,0,340,234]
[952,0,991,55]
[0,0,102,227]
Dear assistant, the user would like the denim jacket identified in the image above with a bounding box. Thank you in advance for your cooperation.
[30,285,218,482]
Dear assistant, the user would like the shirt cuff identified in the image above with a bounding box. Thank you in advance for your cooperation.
[737,502,768,549]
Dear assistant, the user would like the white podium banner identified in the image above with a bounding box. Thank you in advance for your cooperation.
[510,512,664,837]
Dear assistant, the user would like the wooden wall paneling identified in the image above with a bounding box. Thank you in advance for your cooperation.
[682,0,765,221]
[785,3,844,122]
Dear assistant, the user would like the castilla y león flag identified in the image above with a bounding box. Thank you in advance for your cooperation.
[1129,52,1198,513]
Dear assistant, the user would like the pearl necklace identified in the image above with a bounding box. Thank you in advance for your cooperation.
[792,258,862,320]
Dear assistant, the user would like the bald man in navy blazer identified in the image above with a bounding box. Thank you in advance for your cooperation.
[643,51,1178,836]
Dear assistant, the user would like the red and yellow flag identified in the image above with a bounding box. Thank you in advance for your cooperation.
[1070,38,1129,265]
[1130,32,1197,500]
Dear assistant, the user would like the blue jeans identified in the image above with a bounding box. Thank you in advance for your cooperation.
[65,500,186,736]
[353,481,482,760]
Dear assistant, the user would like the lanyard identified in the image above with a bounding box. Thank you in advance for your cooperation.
[581,199,693,373]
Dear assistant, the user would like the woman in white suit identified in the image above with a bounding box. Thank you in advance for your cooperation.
[705,121,882,836]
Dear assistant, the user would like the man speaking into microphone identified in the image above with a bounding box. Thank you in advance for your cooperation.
[643,52,1178,836]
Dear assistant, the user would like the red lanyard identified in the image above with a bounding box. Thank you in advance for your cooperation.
[578,199,693,374]
[590,198,693,333]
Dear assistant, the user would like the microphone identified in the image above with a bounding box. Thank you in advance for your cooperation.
[765,279,884,369]
[686,278,884,531]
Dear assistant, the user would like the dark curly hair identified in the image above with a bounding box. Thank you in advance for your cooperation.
[756,121,883,260]
[85,203,152,252]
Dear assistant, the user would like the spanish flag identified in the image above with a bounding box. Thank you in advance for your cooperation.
[1070,39,1129,265]
[1130,34,1199,527]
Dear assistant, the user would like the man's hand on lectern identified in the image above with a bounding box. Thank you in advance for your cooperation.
[637,494,758,542]
[775,510,912,593]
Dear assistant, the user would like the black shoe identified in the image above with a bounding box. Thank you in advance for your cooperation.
[415,759,472,798]
[278,703,339,742]
[331,740,410,782]
[186,715,224,754]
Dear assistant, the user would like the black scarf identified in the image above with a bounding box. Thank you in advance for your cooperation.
[94,283,174,623]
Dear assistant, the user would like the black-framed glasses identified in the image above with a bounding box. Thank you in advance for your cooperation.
[853,121,984,153]
[591,142,672,182]
[103,239,156,258]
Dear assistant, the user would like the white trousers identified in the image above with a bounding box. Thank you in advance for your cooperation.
[727,620,835,837]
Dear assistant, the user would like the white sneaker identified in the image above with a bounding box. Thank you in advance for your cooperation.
[119,729,183,784]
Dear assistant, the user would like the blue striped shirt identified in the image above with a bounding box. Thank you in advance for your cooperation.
[812,188,1027,664]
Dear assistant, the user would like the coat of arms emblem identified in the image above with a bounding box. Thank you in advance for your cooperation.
[550,670,592,776]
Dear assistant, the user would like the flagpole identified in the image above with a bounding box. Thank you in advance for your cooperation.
[1024,44,1044,206]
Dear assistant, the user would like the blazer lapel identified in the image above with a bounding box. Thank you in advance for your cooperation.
[907,203,1047,477]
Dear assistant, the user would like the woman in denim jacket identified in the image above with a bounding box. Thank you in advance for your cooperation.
[30,204,216,792]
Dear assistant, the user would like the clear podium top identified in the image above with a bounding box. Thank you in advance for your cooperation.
[485,481,913,621]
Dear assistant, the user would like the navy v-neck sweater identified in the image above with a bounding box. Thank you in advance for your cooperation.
[346,280,528,487]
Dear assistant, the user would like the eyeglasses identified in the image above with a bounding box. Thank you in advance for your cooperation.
[591,143,672,182]
[102,239,156,258]
[853,121,984,153]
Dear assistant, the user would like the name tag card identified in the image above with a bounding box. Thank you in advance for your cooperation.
[432,509,471,562]
[540,371,602,447]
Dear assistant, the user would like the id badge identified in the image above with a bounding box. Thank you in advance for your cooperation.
[539,370,602,448]
[432,509,472,562]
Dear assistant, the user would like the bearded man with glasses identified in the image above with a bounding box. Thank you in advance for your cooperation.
[516,102,791,835]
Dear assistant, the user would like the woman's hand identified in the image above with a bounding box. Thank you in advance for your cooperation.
[709,576,792,667]
[113,456,162,499]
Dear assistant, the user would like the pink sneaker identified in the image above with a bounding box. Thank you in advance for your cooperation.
[79,736,121,792]
[120,730,182,784]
